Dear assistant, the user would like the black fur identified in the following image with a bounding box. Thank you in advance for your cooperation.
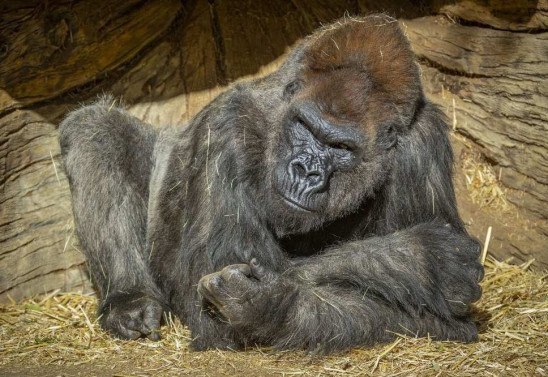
[59,15,483,353]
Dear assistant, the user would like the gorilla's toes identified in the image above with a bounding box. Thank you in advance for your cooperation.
[100,292,164,341]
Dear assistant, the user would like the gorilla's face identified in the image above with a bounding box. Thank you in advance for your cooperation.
[274,101,364,213]
[267,74,400,236]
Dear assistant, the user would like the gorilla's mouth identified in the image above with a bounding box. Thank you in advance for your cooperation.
[281,194,315,213]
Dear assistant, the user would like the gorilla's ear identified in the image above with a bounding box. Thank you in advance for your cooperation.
[376,122,398,150]
[302,15,422,114]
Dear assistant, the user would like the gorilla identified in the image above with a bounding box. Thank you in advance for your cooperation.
[59,15,483,353]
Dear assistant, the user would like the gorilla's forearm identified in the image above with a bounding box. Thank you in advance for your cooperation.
[288,221,483,319]
[256,222,484,351]
[260,283,478,352]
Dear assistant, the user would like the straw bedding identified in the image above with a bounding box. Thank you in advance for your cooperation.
[1,257,546,376]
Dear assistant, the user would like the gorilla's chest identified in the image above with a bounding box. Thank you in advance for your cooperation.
[279,211,368,256]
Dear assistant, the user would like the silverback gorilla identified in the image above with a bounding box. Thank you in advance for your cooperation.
[59,15,483,353]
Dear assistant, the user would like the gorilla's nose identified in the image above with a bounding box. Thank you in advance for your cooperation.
[290,160,329,192]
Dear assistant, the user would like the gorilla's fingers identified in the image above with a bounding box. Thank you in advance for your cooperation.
[250,258,275,282]
[143,303,163,340]
[197,273,222,306]
[476,267,485,282]
[106,314,142,340]
[114,324,142,340]
[147,330,161,341]
[122,302,162,340]
[250,258,266,279]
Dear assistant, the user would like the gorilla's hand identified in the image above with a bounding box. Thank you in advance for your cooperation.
[198,259,286,329]
[99,291,164,340]
[432,225,484,317]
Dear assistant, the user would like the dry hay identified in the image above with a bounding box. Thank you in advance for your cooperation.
[1,258,547,377]
[458,143,509,211]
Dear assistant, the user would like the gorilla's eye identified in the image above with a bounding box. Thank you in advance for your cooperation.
[294,116,310,130]
[283,80,302,100]
[329,142,352,151]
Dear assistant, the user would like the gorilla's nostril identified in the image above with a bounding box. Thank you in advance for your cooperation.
[293,163,306,177]
[307,171,322,185]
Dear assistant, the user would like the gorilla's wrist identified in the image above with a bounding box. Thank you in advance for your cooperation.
[238,277,299,339]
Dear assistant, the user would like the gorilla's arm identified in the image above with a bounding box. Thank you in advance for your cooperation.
[59,99,166,340]
[291,222,483,317]
[198,221,483,352]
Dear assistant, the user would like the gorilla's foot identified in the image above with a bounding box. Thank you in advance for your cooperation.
[99,291,164,340]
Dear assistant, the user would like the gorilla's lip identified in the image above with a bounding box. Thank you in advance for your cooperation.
[281,195,315,213]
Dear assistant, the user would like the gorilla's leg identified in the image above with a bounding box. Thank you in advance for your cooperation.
[59,97,165,340]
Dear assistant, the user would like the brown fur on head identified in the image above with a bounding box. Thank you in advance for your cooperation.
[300,15,422,133]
